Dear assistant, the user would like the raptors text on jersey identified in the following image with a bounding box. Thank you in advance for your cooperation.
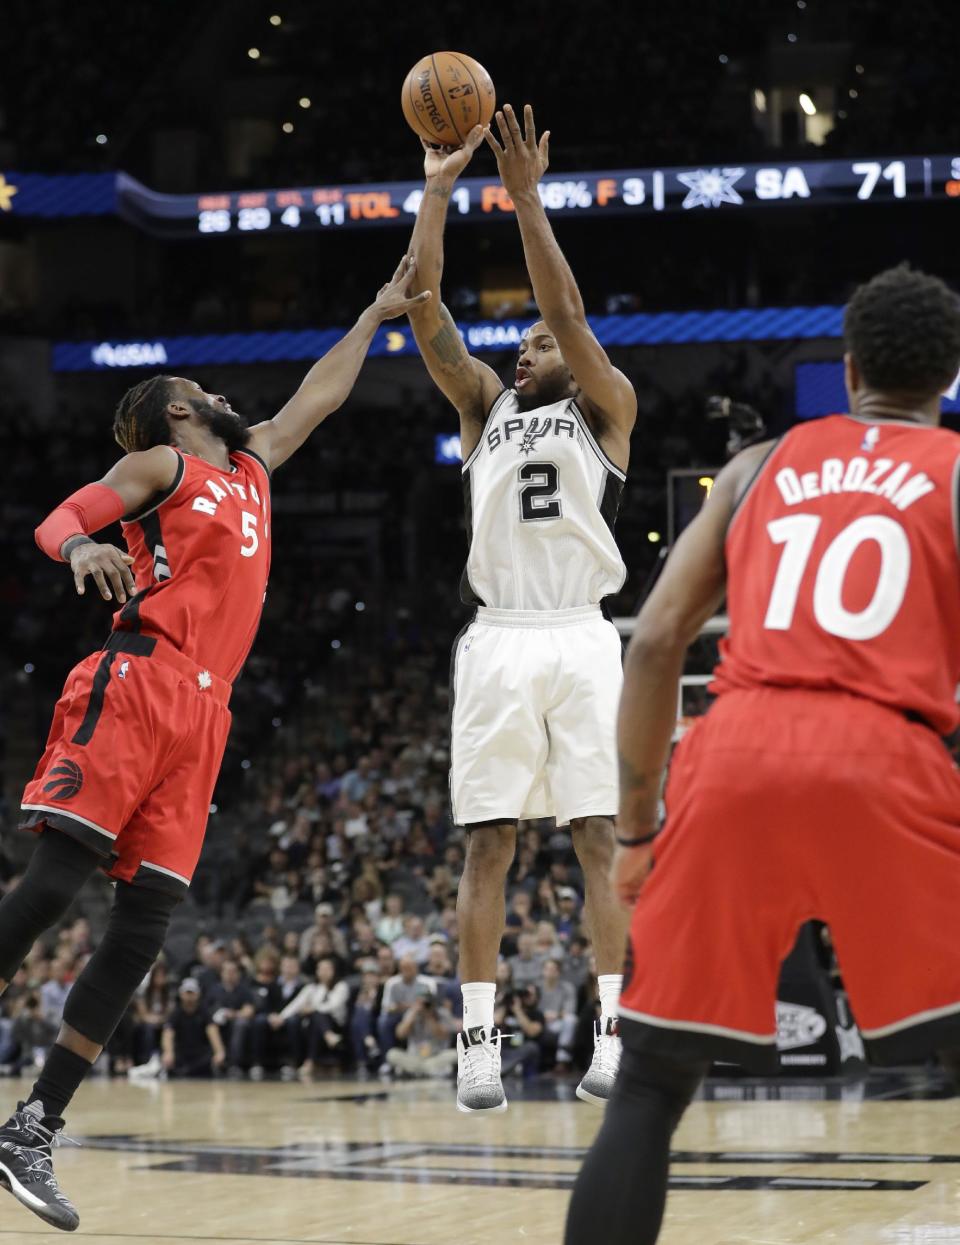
[714,415,960,734]
[113,448,272,683]
[460,390,627,611]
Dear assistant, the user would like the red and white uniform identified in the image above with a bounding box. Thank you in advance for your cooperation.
[620,416,960,1068]
[21,448,272,895]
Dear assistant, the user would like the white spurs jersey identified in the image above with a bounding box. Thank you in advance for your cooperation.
[460,389,627,610]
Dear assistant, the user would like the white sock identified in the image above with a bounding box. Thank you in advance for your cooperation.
[597,973,622,1024]
[461,981,496,1033]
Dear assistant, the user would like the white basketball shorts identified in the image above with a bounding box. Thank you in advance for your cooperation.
[449,605,622,827]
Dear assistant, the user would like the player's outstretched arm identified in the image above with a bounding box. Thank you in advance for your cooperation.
[246,258,432,472]
[34,444,179,602]
[613,441,773,905]
[486,105,637,462]
[405,130,503,455]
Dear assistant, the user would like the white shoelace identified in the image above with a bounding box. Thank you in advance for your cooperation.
[461,1036,502,1090]
[593,1030,621,1079]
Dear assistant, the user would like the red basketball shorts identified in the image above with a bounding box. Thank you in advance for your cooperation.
[20,633,232,897]
[619,687,960,1070]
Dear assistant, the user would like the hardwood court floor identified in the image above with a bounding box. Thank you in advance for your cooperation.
[0,1071,958,1245]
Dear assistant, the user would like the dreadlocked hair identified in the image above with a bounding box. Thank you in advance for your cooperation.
[844,264,960,399]
[113,375,175,453]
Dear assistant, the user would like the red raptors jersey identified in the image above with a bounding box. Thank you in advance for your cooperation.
[112,448,272,683]
[713,415,960,735]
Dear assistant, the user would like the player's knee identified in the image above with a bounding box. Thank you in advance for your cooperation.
[617,1047,708,1116]
[571,816,616,874]
[464,825,515,876]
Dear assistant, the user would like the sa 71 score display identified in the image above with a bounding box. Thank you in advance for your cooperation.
[164,155,960,238]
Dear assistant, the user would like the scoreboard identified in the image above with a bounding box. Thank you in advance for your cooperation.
[3,156,959,236]
[117,155,960,237]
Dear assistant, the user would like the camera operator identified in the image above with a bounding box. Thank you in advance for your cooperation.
[495,983,546,1079]
[385,987,457,1079]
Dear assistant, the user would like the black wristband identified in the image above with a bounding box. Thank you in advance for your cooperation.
[616,830,659,847]
[62,534,94,561]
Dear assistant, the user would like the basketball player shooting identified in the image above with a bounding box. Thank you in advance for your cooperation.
[405,104,638,1112]
[0,258,428,1232]
[565,264,960,1244]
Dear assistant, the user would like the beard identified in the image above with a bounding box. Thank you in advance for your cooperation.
[514,372,575,413]
[190,399,251,453]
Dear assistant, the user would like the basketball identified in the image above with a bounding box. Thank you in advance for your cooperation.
[401,52,496,147]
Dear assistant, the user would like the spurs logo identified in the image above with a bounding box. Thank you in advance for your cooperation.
[43,758,84,800]
[518,417,553,455]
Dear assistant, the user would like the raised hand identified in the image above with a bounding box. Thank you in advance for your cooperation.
[422,125,485,182]
[371,256,432,321]
[484,103,550,199]
[69,540,136,602]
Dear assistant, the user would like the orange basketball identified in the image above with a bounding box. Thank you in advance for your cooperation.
[401,52,496,147]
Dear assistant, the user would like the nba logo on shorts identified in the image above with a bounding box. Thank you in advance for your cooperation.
[118,661,129,679]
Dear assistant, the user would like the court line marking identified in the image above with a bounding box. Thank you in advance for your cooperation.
[0,1233,423,1245]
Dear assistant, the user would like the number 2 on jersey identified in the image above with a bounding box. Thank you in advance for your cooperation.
[764,513,911,640]
[518,462,562,522]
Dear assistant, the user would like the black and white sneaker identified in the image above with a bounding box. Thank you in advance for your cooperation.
[0,1100,79,1231]
[456,1026,507,1113]
[576,1017,621,1105]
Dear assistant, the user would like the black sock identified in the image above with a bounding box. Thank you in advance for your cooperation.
[27,1044,93,1121]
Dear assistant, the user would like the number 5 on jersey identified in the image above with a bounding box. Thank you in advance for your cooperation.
[764,513,910,640]
[240,511,259,557]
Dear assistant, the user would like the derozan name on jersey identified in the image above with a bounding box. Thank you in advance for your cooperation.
[774,456,936,511]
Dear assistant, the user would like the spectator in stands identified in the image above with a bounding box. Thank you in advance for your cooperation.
[385,993,458,1080]
[251,846,292,909]
[554,887,582,942]
[378,955,436,1056]
[299,903,347,962]
[376,945,397,981]
[540,957,578,1068]
[563,936,592,993]
[424,940,459,1014]
[509,932,546,990]
[270,955,349,1079]
[195,940,228,994]
[162,979,226,1078]
[208,959,258,1076]
[534,878,559,925]
[346,917,380,963]
[248,951,283,1081]
[12,994,57,1073]
[375,893,405,944]
[392,915,431,965]
[341,755,374,803]
[228,935,257,978]
[349,961,384,1073]
[495,984,546,1079]
[38,955,73,1028]
[504,891,537,952]
[132,960,174,1066]
[534,921,564,963]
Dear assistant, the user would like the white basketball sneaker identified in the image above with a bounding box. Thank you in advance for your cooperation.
[456,1026,507,1113]
[576,1016,621,1105]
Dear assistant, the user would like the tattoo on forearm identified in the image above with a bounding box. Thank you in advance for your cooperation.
[427,184,451,200]
[429,306,467,368]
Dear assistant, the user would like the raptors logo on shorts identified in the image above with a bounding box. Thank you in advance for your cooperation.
[42,759,83,800]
